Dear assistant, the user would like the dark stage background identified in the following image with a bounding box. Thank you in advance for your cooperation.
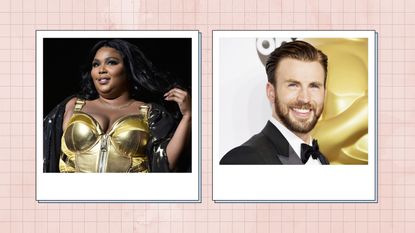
[43,37,192,116]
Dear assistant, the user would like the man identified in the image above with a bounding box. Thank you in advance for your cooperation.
[220,40,330,165]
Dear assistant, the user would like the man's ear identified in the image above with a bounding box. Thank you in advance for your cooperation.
[266,82,275,103]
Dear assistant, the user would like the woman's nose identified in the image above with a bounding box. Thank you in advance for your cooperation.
[98,65,107,74]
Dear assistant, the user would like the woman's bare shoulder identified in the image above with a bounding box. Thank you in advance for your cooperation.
[64,97,78,113]
[132,100,147,108]
[62,97,78,130]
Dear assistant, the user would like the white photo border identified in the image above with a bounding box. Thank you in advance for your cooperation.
[212,30,378,202]
[36,30,201,202]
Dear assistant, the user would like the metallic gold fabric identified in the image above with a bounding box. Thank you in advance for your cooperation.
[60,102,150,172]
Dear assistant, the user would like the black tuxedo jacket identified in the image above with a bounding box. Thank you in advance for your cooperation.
[220,121,329,165]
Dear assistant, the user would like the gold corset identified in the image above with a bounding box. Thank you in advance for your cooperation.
[60,99,150,172]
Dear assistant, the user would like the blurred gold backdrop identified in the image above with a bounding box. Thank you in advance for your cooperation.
[307,38,369,165]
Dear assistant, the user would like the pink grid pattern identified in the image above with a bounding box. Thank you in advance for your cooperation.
[0,0,414,232]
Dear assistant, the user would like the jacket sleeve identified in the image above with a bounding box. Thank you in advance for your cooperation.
[43,96,74,172]
[146,103,177,172]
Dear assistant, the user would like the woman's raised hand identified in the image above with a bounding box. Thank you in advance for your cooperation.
[164,88,191,118]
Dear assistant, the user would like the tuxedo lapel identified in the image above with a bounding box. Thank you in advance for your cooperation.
[261,121,303,164]
[278,146,303,164]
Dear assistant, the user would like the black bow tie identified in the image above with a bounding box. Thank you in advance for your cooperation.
[300,139,329,164]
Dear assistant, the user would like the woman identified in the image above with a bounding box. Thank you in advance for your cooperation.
[43,39,191,172]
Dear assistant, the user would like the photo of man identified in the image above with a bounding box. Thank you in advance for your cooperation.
[220,40,329,165]
[213,31,376,201]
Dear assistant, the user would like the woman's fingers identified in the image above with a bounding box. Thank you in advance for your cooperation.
[164,88,191,116]
[164,88,188,101]
[164,88,187,97]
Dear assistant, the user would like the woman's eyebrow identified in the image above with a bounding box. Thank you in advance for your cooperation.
[93,57,120,62]
[105,57,120,61]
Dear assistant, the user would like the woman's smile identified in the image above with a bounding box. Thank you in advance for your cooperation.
[97,77,111,85]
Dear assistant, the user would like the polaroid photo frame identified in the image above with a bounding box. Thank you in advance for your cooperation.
[213,30,377,202]
[36,30,201,202]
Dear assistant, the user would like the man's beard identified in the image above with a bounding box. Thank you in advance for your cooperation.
[274,96,323,134]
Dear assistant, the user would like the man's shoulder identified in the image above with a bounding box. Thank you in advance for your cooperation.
[219,132,282,165]
[220,144,260,164]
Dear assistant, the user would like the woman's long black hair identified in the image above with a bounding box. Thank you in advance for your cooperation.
[78,39,182,105]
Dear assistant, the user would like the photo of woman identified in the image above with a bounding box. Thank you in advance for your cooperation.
[43,38,192,173]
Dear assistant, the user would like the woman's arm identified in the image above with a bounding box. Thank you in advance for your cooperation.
[164,88,192,170]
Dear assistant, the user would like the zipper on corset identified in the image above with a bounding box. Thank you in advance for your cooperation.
[98,134,108,172]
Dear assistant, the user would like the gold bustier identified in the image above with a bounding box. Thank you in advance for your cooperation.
[59,99,150,172]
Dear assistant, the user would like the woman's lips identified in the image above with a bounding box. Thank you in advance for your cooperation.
[97,77,110,85]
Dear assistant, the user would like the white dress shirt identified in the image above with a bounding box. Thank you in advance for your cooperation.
[269,117,322,165]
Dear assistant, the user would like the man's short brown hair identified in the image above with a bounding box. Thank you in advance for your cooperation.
[265,40,328,86]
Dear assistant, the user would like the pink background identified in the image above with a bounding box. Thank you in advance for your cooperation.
[0,0,414,232]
